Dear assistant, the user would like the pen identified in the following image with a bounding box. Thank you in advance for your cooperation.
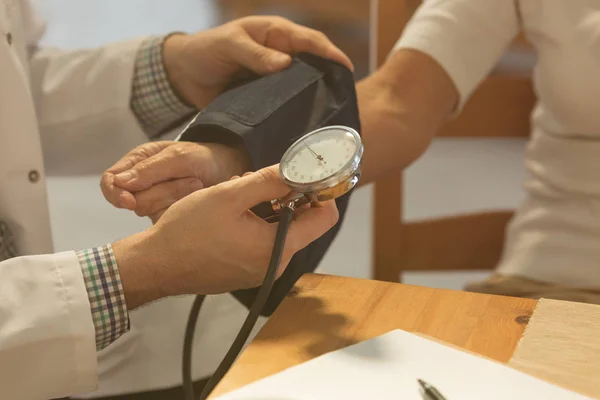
[418,379,448,400]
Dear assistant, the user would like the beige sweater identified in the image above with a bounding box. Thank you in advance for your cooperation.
[394,0,600,287]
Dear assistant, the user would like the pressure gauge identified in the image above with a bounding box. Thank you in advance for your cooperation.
[273,125,363,211]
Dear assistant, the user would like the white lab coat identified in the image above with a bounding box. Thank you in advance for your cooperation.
[0,0,146,398]
[1,1,265,398]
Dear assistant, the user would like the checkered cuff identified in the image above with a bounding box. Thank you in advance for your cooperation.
[0,221,18,261]
[131,35,196,137]
[77,244,129,351]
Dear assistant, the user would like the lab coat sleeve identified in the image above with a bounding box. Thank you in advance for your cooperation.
[23,3,150,175]
[393,0,520,110]
[0,251,98,399]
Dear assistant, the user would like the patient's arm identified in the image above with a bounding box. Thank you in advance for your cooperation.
[356,49,458,185]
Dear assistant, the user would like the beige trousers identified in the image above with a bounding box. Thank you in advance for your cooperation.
[466,274,600,305]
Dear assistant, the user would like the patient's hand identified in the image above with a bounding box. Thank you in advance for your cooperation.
[101,141,251,223]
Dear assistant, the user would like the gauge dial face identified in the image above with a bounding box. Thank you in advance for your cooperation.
[281,126,361,186]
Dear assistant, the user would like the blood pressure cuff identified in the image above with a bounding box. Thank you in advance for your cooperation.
[178,53,360,315]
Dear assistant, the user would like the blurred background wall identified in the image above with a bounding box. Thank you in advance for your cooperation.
[37,0,528,289]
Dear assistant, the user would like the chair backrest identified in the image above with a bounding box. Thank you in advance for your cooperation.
[218,0,369,24]
[372,0,536,282]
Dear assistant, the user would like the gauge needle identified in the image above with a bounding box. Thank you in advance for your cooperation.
[304,143,327,165]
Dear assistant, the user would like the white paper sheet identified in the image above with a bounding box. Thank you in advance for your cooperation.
[216,329,593,400]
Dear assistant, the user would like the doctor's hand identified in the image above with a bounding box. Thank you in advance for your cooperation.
[111,165,338,309]
[162,16,353,109]
[101,141,251,223]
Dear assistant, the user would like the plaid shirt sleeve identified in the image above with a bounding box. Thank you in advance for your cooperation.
[130,35,196,137]
[77,244,129,351]
[0,221,18,261]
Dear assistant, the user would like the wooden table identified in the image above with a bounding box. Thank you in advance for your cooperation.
[210,273,537,398]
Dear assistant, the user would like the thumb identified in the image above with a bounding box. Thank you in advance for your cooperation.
[224,165,292,211]
[232,34,292,75]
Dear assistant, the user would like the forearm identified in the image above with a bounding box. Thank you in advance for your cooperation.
[111,230,168,310]
[357,0,522,185]
[357,49,458,185]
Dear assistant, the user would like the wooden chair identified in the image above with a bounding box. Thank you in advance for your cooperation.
[372,0,537,282]
[217,0,369,24]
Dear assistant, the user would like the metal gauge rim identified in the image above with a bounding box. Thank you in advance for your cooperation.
[279,125,363,193]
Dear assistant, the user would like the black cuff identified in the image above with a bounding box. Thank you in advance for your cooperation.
[178,53,357,171]
[177,53,360,315]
